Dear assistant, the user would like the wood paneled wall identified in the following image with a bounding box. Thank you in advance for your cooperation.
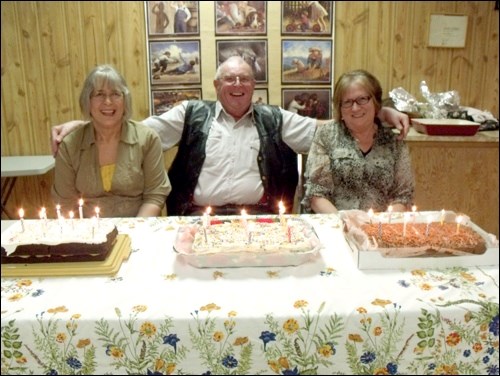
[1,1,498,219]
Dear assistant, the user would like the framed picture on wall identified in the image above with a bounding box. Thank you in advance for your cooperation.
[281,1,333,36]
[215,1,267,35]
[282,39,332,84]
[216,39,268,83]
[149,40,201,85]
[146,1,200,37]
[252,88,268,105]
[151,88,202,115]
[282,88,331,120]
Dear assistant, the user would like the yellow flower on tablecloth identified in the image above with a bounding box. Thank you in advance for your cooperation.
[445,332,461,346]
[460,271,476,282]
[411,269,426,276]
[213,331,224,342]
[283,318,299,334]
[109,346,124,358]
[200,303,220,312]
[233,336,248,345]
[16,279,32,287]
[294,300,308,308]
[228,310,237,317]
[55,332,67,343]
[71,313,81,319]
[348,333,363,342]
[166,363,176,375]
[268,360,280,373]
[278,356,290,368]
[139,321,157,337]
[318,344,334,357]
[371,298,392,307]
[356,307,367,314]
[132,305,147,312]
[47,305,68,313]
[419,283,432,291]
[224,319,235,330]
[472,342,483,352]
[77,338,91,348]
[8,293,23,302]
[15,356,27,364]
[373,326,382,336]
[373,367,390,375]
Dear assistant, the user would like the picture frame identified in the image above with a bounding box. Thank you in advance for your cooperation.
[252,88,268,105]
[151,88,202,115]
[215,1,267,36]
[282,39,332,84]
[281,1,333,36]
[216,39,268,83]
[146,1,200,37]
[282,88,331,120]
[149,40,201,85]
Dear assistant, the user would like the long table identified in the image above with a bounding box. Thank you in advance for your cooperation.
[1,215,498,375]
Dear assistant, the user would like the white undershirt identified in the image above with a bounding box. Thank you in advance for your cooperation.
[143,101,316,206]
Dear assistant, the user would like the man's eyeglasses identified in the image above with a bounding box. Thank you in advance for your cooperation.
[341,95,372,108]
[220,75,254,85]
[91,91,124,102]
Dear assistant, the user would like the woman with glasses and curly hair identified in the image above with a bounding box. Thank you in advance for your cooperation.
[302,69,414,214]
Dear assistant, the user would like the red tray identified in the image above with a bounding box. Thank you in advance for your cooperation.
[411,118,480,136]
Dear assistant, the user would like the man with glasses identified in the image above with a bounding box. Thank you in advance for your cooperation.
[52,57,409,216]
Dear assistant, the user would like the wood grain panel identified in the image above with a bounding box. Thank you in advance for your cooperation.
[408,141,499,237]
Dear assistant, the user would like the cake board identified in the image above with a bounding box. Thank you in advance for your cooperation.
[1,234,131,277]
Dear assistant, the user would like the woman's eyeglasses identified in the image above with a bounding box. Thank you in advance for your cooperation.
[91,91,124,102]
[341,95,371,108]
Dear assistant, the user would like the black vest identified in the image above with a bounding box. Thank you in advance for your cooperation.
[166,100,298,215]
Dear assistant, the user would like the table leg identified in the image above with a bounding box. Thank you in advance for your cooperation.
[1,177,17,219]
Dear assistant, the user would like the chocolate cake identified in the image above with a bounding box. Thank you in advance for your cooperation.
[1,219,119,264]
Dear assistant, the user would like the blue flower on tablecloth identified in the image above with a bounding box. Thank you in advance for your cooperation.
[66,356,82,369]
[31,289,44,297]
[282,366,299,375]
[487,364,499,375]
[46,370,58,375]
[386,362,398,374]
[483,355,491,363]
[221,355,238,368]
[259,330,276,351]
[360,351,376,364]
[147,370,163,375]
[438,285,449,290]
[489,314,499,336]
[463,349,471,357]
[428,363,436,370]
[163,333,180,353]
[487,347,495,355]
[201,372,212,375]
[397,279,410,288]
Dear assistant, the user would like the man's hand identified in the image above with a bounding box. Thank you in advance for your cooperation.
[51,120,85,156]
[378,107,410,140]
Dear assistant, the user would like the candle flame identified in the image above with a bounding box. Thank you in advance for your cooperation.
[79,198,84,206]
[19,208,24,218]
[69,211,74,219]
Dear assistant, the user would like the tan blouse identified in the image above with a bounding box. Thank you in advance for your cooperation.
[52,120,171,217]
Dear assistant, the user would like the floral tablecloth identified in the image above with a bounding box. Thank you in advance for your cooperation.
[1,215,499,375]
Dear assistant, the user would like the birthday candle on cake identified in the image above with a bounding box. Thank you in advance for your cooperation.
[56,204,62,220]
[286,219,292,243]
[79,198,84,219]
[69,210,75,230]
[368,208,374,224]
[95,207,100,225]
[19,208,25,232]
[203,206,211,228]
[387,205,393,224]
[241,209,248,229]
[425,215,432,237]
[278,201,286,227]
[456,215,463,234]
[411,205,417,223]
[440,209,445,226]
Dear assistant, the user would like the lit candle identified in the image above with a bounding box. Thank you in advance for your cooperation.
[203,206,211,228]
[95,207,100,225]
[278,201,286,227]
[411,205,417,223]
[456,215,463,234]
[368,208,374,224]
[19,208,25,232]
[403,212,410,237]
[286,219,292,243]
[56,204,62,220]
[440,209,445,226]
[69,210,75,230]
[79,199,84,219]
[387,205,393,224]
[241,209,248,229]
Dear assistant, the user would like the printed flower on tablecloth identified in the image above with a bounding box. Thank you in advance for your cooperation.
[95,305,188,375]
[260,300,343,374]
[189,303,253,375]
